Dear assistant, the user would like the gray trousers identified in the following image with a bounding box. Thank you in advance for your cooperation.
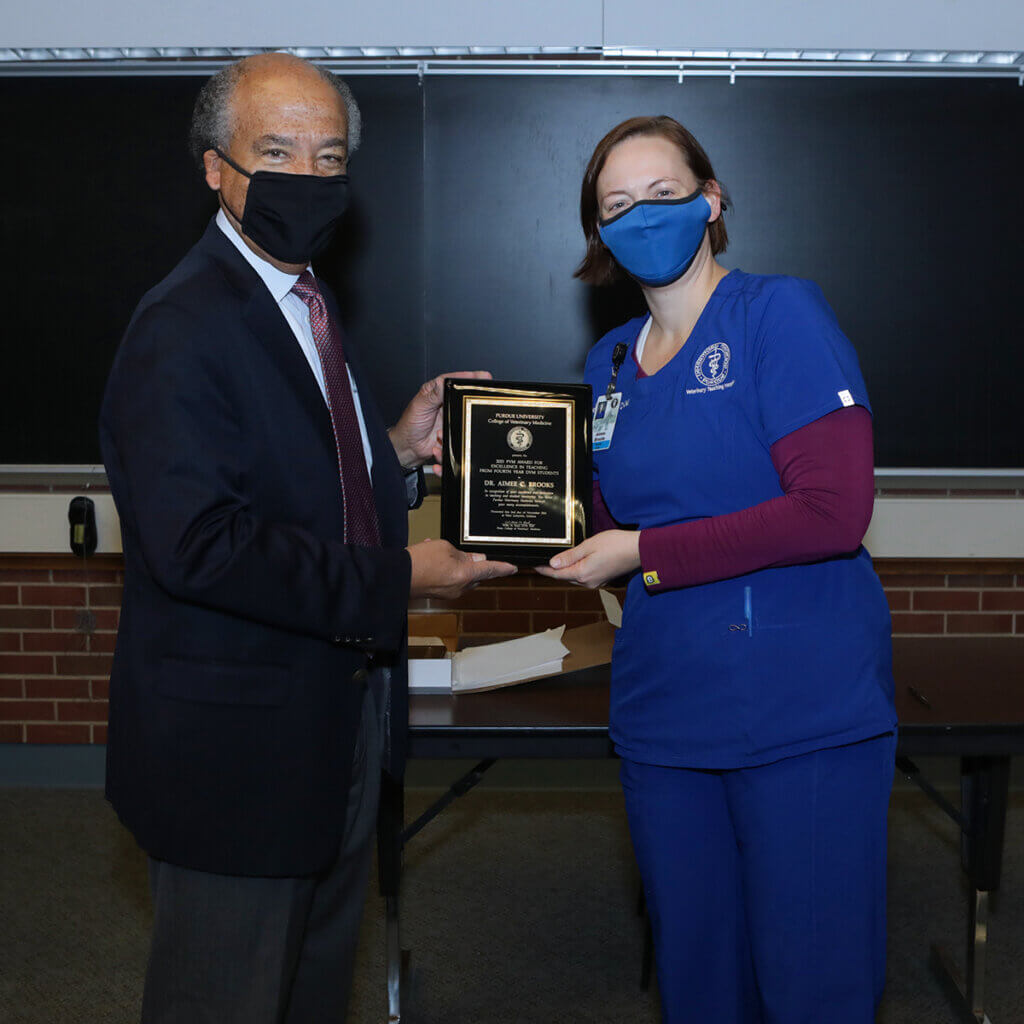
[141,680,383,1024]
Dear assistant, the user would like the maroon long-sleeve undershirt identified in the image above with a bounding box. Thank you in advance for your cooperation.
[591,405,875,592]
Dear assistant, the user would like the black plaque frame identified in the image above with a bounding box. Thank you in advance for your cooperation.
[441,379,592,566]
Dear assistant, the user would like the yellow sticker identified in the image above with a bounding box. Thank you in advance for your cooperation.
[643,571,660,586]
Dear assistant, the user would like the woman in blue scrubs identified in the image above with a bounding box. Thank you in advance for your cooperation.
[537,116,897,1023]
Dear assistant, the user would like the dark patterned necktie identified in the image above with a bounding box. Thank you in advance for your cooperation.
[291,271,380,546]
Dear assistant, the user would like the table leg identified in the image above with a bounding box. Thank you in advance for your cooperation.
[385,894,401,1022]
[376,762,497,1021]
[378,773,405,1022]
[931,937,993,1024]
[929,755,1010,1024]
[965,888,988,1022]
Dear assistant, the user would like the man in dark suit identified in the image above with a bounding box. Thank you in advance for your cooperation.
[99,52,515,1024]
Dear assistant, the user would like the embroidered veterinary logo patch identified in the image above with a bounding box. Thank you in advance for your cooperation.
[686,342,736,395]
[694,342,731,387]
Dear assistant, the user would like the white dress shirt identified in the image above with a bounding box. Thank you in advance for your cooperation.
[216,210,374,472]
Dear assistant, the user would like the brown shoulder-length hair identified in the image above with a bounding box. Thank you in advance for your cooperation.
[575,115,729,286]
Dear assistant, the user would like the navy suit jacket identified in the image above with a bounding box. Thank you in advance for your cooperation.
[100,220,417,877]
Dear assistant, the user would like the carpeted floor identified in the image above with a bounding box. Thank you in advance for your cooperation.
[1,782,1022,1023]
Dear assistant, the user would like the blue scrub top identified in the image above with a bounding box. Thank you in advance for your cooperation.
[586,270,896,770]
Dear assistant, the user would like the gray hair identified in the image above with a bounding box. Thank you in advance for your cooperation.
[188,58,362,170]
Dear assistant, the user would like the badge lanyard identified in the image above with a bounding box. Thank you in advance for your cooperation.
[593,342,628,452]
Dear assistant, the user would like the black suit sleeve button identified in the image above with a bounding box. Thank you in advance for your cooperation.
[352,669,369,684]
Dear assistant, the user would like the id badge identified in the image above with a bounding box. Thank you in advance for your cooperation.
[593,392,622,451]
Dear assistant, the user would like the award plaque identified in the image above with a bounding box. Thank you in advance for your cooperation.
[441,379,593,566]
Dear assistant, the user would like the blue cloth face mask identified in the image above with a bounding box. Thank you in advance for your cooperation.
[598,190,712,287]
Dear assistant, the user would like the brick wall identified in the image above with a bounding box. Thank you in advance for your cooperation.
[879,565,1024,636]
[0,558,121,744]
[2,555,1023,744]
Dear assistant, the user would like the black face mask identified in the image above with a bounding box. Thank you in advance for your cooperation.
[214,147,350,264]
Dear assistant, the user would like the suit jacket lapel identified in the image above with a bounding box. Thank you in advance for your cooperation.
[241,290,337,459]
[199,223,405,546]
[199,223,337,460]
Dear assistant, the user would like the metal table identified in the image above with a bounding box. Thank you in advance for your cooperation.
[377,636,1024,1024]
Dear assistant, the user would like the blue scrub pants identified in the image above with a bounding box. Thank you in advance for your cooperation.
[621,733,896,1024]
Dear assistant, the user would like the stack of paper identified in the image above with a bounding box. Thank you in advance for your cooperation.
[450,626,569,693]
